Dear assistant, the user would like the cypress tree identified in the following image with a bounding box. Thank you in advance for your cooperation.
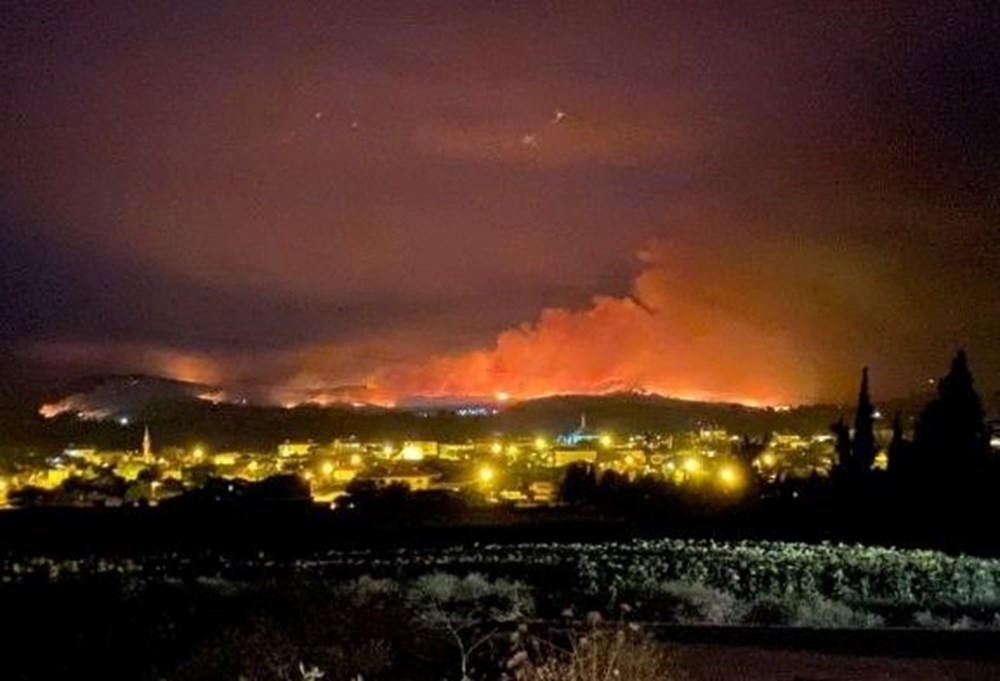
[887,412,908,475]
[832,367,879,476]
[851,367,877,472]
[914,350,989,473]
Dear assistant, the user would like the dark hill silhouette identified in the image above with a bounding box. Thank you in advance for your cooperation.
[0,371,980,454]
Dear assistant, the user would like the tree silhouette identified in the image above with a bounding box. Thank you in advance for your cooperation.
[559,462,597,505]
[831,417,851,470]
[913,350,990,476]
[734,433,772,464]
[886,412,910,475]
[851,367,877,473]
[831,367,878,477]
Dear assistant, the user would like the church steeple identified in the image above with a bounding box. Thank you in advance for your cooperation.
[142,424,152,460]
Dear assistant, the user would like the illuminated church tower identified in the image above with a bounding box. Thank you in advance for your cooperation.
[142,425,152,461]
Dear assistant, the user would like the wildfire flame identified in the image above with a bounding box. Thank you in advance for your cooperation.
[36,252,823,416]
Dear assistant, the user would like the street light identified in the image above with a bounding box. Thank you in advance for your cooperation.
[718,464,742,490]
[478,465,495,484]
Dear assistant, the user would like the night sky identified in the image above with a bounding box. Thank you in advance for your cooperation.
[2,1,999,406]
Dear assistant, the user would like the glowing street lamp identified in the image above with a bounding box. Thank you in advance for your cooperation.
[401,444,424,461]
[478,465,495,485]
[718,464,742,490]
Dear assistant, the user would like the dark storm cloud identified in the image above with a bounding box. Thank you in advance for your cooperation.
[1,1,998,403]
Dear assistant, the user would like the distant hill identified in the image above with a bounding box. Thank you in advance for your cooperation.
[38,374,219,420]
[6,373,965,454]
[492,392,843,436]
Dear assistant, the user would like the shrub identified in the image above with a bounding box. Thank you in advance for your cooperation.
[745,595,882,628]
[407,573,534,681]
[513,617,684,681]
[632,580,742,625]
[790,597,883,628]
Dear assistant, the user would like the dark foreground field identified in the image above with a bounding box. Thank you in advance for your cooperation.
[668,642,1000,681]
[3,506,1000,679]
[3,575,1000,680]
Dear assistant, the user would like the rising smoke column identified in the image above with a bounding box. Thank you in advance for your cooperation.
[374,261,820,406]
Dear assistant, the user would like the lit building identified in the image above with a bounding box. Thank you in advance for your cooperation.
[557,414,601,446]
[553,449,598,467]
[358,468,439,491]
[528,481,556,503]
[400,441,439,460]
[278,441,315,458]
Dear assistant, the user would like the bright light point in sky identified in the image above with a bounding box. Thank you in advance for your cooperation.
[495,391,510,402]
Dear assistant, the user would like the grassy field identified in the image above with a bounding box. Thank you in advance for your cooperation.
[3,537,1000,678]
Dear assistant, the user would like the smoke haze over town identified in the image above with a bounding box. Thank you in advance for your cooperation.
[2,1,999,406]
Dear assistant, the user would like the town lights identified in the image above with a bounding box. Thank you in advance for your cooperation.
[400,444,424,461]
[478,465,495,484]
[600,434,613,448]
[683,457,700,474]
[718,464,742,490]
[321,461,334,476]
[490,442,503,455]
[534,437,548,450]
